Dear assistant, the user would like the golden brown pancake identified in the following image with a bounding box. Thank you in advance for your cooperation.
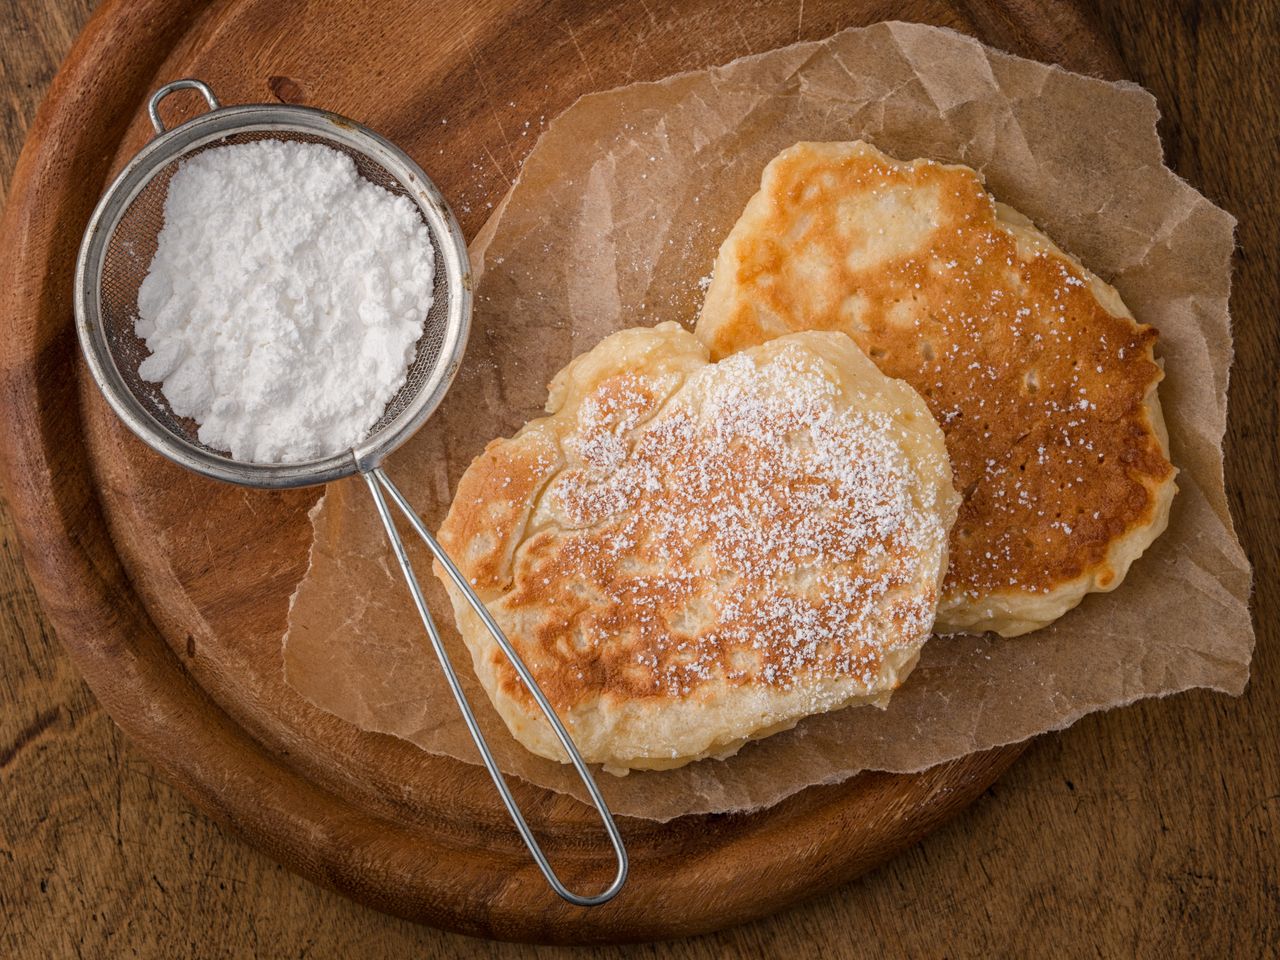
[696,141,1176,637]
[436,323,957,772]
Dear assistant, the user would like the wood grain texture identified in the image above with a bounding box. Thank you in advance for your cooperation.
[1,0,1276,956]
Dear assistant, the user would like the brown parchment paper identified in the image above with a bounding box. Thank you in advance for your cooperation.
[283,21,1253,821]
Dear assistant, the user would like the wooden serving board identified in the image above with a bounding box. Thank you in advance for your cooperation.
[0,0,1121,944]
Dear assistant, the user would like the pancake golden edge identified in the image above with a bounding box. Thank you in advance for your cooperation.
[436,323,958,773]
[696,141,1177,637]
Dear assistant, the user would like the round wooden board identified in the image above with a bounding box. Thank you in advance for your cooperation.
[0,0,1121,944]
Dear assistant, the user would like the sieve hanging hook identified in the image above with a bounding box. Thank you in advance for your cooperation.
[74,78,628,906]
[148,79,221,134]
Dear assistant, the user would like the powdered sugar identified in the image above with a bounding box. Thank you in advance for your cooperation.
[135,140,434,463]
[541,341,950,698]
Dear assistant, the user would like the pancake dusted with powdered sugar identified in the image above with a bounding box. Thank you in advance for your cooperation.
[436,323,957,772]
[696,141,1176,637]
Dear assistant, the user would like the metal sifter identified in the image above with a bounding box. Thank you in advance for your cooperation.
[74,79,627,906]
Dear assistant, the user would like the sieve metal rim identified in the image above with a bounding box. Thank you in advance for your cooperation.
[74,99,472,489]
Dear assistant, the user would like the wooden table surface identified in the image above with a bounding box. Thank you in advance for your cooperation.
[2,1,1276,956]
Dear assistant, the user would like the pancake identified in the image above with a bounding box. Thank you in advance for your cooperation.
[436,322,958,773]
[696,141,1176,637]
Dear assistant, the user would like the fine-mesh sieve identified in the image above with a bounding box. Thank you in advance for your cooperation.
[74,79,627,906]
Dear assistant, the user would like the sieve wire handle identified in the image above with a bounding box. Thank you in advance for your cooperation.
[149,79,221,136]
[362,467,628,907]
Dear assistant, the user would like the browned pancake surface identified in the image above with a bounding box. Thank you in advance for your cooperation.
[697,142,1175,632]
[437,325,956,769]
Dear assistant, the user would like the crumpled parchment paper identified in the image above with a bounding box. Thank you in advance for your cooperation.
[283,21,1252,821]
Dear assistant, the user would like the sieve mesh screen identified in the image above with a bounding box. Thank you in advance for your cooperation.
[97,129,452,459]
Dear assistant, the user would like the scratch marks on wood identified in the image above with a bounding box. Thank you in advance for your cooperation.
[613,8,663,82]
[462,31,517,182]
[561,20,597,84]
[478,143,513,188]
